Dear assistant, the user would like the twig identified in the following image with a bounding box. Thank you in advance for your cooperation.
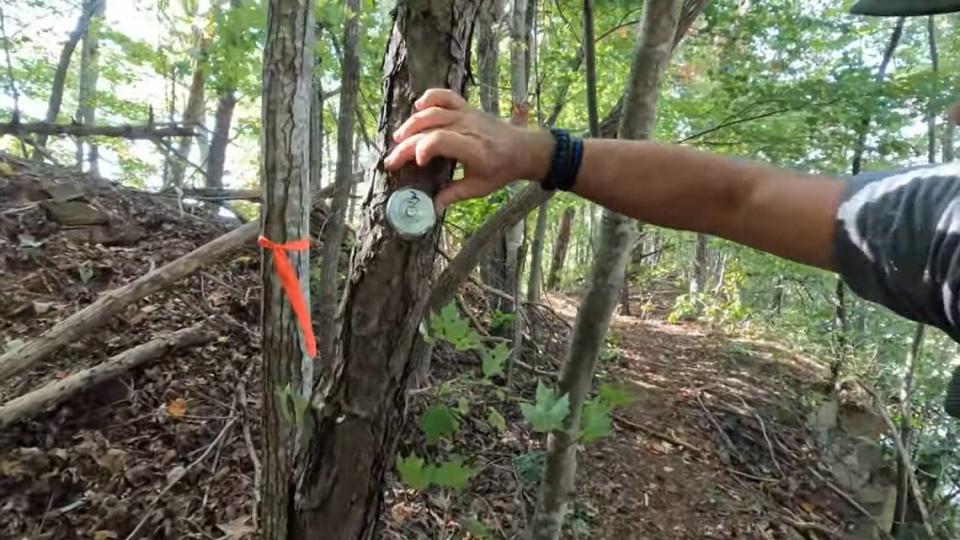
[456,294,491,337]
[806,466,895,540]
[614,414,703,454]
[727,469,778,483]
[124,416,237,540]
[857,381,936,538]
[778,514,842,539]
[238,376,261,530]
[696,393,744,463]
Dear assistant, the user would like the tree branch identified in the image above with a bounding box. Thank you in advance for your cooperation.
[0,122,197,139]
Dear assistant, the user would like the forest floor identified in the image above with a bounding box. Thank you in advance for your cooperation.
[0,156,862,539]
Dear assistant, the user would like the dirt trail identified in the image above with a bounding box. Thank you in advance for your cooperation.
[543,295,851,539]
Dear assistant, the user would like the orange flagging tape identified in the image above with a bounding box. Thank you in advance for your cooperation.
[258,236,317,358]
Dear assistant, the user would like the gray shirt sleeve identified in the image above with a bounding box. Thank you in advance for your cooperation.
[833,162,960,341]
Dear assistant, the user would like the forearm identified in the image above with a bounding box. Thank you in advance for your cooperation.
[522,134,844,269]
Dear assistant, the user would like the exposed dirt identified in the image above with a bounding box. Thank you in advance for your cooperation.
[1,155,861,539]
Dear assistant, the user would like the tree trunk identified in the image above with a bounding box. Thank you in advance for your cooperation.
[167,38,208,190]
[32,0,101,156]
[347,133,361,224]
[0,325,212,428]
[689,233,708,296]
[206,91,237,192]
[532,1,684,538]
[316,0,361,365]
[311,76,324,188]
[892,323,925,536]
[945,118,955,163]
[476,0,509,308]
[925,15,939,166]
[76,0,105,177]
[288,2,480,538]
[258,0,315,536]
[527,200,549,303]
[547,206,575,290]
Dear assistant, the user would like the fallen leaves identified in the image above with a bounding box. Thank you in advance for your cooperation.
[166,398,188,419]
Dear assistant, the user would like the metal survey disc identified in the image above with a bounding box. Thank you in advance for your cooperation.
[385,188,435,238]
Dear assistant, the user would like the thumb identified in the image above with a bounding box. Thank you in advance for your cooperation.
[434,178,495,213]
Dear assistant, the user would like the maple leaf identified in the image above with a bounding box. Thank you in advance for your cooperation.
[420,405,460,444]
[521,381,570,433]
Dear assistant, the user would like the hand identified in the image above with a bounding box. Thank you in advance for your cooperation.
[383,89,553,212]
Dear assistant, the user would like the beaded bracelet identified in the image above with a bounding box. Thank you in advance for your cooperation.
[540,128,584,192]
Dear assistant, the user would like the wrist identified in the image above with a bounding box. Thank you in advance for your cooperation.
[514,128,554,182]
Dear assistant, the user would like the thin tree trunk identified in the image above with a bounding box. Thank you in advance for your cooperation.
[167,38,208,190]
[532,1,684,538]
[527,201,549,303]
[33,0,101,156]
[347,133,361,224]
[289,3,480,538]
[892,323,925,535]
[547,206,575,290]
[76,0,105,178]
[259,0,315,536]
[945,119,955,163]
[316,0,360,366]
[689,233,708,295]
[476,0,509,308]
[926,15,939,166]
[311,75,324,188]
[206,91,237,192]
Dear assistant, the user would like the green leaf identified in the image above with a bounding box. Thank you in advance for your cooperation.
[486,407,507,433]
[432,457,476,492]
[598,383,636,408]
[521,382,570,433]
[396,454,431,491]
[457,397,471,416]
[420,405,460,443]
[580,399,613,443]
[429,303,481,351]
[481,342,509,380]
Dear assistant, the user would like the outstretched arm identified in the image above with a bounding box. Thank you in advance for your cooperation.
[384,89,844,269]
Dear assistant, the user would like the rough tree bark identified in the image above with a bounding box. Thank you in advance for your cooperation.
[316,0,361,365]
[287,2,480,538]
[832,16,905,383]
[547,206,575,290]
[167,35,208,190]
[75,0,105,177]
[32,0,102,156]
[532,1,684,538]
[258,0,315,538]
[0,325,212,429]
[689,233,708,295]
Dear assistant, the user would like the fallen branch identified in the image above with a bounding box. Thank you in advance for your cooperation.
[614,414,703,454]
[0,122,197,139]
[858,382,936,538]
[778,514,842,539]
[0,182,339,379]
[696,393,744,463]
[0,325,213,428]
[159,188,263,201]
[807,466,895,540]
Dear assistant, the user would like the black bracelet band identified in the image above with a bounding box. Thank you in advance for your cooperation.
[540,128,584,192]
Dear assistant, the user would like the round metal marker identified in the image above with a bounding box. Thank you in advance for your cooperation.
[385,188,435,238]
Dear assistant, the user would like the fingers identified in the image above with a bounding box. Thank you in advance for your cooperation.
[384,130,478,171]
[415,89,468,111]
[434,178,493,213]
[393,107,460,142]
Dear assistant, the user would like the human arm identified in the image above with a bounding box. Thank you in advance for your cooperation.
[384,89,843,270]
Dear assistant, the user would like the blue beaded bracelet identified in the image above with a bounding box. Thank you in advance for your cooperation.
[541,128,584,192]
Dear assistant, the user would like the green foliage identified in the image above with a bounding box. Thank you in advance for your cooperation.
[489,310,517,333]
[395,454,476,493]
[481,342,508,380]
[579,399,613,443]
[521,382,571,433]
[460,516,494,540]
[420,405,461,444]
[486,407,507,433]
[424,303,482,351]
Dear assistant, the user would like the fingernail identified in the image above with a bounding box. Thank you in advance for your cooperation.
[392,129,403,142]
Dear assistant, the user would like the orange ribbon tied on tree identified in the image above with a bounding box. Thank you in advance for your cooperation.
[258,235,317,358]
